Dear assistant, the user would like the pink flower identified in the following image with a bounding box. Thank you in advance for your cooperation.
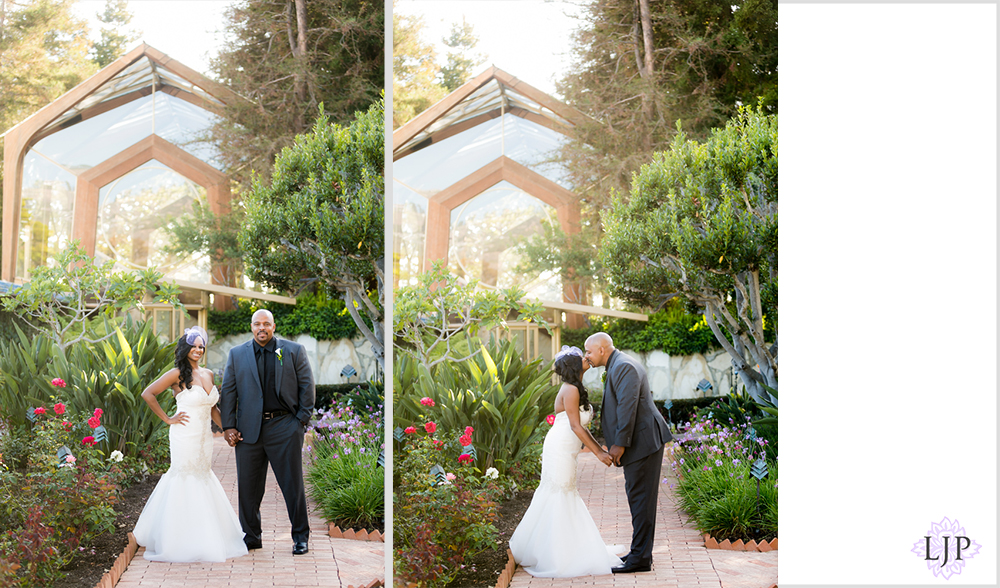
[404,426,417,434]
[458,454,473,464]
[419,397,435,407]
[424,422,436,434]
[51,378,66,388]
[445,472,457,481]
[33,407,46,415]
[53,403,66,415]
[65,455,76,464]
[459,434,472,446]
[93,408,104,418]
[464,426,474,436]
[545,414,555,425]
[82,436,96,446]
[87,416,101,429]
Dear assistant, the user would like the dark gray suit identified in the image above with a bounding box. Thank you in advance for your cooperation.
[601,349,671,565]
[220,338,315,545]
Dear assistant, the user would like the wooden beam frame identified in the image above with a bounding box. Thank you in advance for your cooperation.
[2,43,238,281]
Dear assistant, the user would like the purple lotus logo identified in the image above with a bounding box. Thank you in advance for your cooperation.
[911,517,981,579]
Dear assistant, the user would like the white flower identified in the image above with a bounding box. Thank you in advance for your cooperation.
[276,348,284,363]
[484,467,499,480]
[109,450,124,463]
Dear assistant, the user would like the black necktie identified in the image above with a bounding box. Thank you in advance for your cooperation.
[256,346,266,387]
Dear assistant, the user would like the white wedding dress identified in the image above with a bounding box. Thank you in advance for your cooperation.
[509,409,623,577]
[133,385,248,562]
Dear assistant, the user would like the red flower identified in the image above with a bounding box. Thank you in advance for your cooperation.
[419,397,435,407]
[51,378,66,388]
[33,407,46,415]
[464,426,474,436]
[87,416,101,429]
[93,408,104,418]
[63,421,72,431]
[458,454,473,464]
[81,436,96,446]
[53,403,66,415]
[424,422,436,434]
[546,414,556,425]
[459,434,472,446]
[404,426,416,434]
[432,439,444,451]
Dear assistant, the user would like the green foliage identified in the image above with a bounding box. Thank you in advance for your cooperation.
[164,194,245,289]
[669,412,777,541]
[562,301,718,356]
[90,0,140,68]
[240,99,385,368]
[207,292,360,340]
[306,403,384,529]
[439,18,486,91]
[391,4,447,128]
[603,106,778,399]
[394,261,548,370]
[210,0,383,188]
[513,213,606,306]
[0,317,175,456]
[1,242,181,351]
[394,432,501,587]
[394,340,558,474]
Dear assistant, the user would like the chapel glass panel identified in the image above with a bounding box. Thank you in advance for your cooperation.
[16,151,77,278]
[392,180,427,288]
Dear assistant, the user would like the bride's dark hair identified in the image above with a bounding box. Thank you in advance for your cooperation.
[553,353,590,411]
[175,336,196,390]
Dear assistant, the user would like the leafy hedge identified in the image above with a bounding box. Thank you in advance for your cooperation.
[562,305,717,356]
[208,292,359,340]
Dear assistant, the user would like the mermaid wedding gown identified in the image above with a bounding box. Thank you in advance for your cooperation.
[509,409,623,577]
[133,385,248,562]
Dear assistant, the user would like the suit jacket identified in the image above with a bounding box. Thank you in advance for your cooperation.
[219,338,315,444]
[601,349,671,466]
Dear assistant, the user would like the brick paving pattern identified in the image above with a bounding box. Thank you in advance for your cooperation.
[117,436,384,588]
[507,449,777,588]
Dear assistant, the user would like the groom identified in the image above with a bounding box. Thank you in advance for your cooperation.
[220,309,315,555]
[584,332,671,574]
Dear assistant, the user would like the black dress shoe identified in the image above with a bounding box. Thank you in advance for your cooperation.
[612,559,652,573]
[293,541,309,555]
[245,539,263,550]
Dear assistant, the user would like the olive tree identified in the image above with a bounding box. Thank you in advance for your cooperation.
[602,106,777,404]
[239,99,385,369]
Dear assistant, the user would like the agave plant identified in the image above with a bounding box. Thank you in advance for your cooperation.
[395,338,558,474]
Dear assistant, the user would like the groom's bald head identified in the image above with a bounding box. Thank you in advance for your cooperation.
[584,332,615,368]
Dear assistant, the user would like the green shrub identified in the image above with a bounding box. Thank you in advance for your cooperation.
[208,291,362,340]
[394,339,558,474]
[306,403,384,529]
[562,301,718,355]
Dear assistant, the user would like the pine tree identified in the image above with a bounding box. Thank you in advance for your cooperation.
[438,17,484,92]
[392,6,446,128]
[90,0,139,68]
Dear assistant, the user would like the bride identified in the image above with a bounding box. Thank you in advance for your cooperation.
[133,327,248,562]
[509,346,624,577]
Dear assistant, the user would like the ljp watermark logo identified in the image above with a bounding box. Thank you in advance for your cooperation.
[911,517,981,579]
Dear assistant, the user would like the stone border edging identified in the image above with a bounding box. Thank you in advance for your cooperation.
[328,523,385,542]
[494,548,516,588]
[703,533,777,552]
[92,532,138,588]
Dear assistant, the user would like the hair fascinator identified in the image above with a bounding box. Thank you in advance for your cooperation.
[184,326,209,347]
[554,345,583,361]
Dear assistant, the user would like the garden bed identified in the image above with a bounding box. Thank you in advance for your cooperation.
[50,473,160,588]
[444,489,533,588]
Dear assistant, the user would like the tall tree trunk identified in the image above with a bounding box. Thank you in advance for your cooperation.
[286,0,309,132]
[635,0,655,151]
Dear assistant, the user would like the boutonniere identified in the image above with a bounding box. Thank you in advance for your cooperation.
[275,347,283,364]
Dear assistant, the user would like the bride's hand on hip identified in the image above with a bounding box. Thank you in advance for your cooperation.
[167,411,189,426]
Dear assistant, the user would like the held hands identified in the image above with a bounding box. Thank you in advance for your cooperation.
[608,445,625,466]
[167,411,189,426]
[598,450,614,467]
[223,428,243,447]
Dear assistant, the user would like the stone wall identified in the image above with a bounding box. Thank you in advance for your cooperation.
[580,347,737,401]
[205,332,378,386]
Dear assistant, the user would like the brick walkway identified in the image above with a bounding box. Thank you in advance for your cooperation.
[117,436,384,588]
[507,449,777,588]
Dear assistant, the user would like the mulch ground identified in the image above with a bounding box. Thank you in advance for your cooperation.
[445,489,535,588]
[51,473,161,588]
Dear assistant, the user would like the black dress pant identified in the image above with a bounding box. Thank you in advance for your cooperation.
[622,443,665,563]
[235,414,309,544]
